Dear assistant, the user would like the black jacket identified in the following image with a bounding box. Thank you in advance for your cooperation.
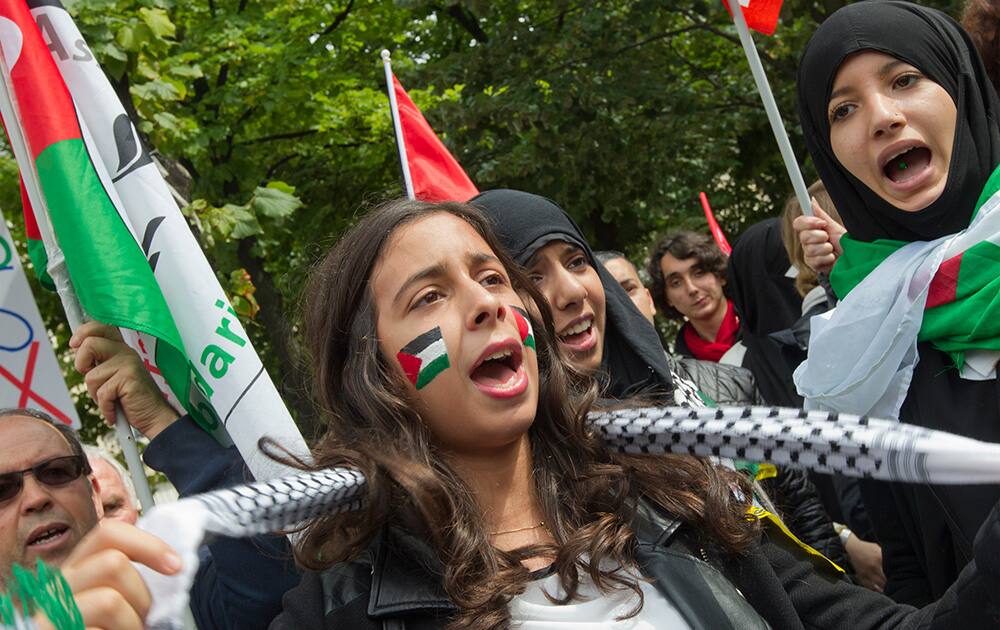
[271,499,1000,630]
[860,344,1000,606]
[667,354,760,406]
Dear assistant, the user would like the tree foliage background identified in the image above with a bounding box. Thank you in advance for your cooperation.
[0,0,963,440]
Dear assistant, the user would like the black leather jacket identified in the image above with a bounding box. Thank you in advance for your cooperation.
[271,500,1000,630]
[667,354,761,405]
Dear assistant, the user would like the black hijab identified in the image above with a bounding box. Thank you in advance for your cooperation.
[727,218,803,406]
[797,0,1000,243]
[470,189,674,399]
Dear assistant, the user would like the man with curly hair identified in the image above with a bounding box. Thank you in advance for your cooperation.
[647,230,736,361]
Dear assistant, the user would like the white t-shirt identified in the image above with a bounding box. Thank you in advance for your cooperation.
[509,565,692,629]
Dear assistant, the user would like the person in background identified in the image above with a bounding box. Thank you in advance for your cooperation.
[779,184,886,593]
[962,0,1000,93]
[83,445,140,525]
[593,250,657,325]
[647,231,737,362]
[0,407,181,629]
[780,180,842,310]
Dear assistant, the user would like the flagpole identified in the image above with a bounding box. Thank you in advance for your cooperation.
[0,56,155,512]
[381,50,415,200]
[725,0,813,217]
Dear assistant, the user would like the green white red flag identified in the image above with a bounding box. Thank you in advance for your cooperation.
[725,0,783,36]
[0,0,306,477]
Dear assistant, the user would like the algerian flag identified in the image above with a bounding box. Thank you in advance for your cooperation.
[0,0,307,478]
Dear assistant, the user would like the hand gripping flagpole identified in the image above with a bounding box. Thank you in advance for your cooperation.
[725,0,813,217]
[0,50,155,512]
[382,50,416,200]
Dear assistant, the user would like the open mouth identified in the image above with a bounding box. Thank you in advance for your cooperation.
[26,524,69,549]
[883,146,931,184]
[558,317,597,352]
[470,343,527,398]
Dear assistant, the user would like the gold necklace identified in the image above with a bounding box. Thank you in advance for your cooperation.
[489,521,546,536]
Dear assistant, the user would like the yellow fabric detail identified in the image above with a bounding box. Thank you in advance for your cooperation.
[747,506,845,574]
[754,464,777,481]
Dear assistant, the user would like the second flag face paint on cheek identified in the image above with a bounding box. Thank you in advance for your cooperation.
[510,306,535,351]
[396,326,450,390]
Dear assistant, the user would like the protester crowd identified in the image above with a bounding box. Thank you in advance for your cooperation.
[6,0,1000,628]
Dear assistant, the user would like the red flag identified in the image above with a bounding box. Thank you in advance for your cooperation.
[390,75,478,202]
[699,192,732,256]
[725,0,783,36]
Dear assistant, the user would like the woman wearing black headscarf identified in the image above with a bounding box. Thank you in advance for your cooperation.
[795,0,1000,606]
[469,189,700,402]
[727,218,805,407]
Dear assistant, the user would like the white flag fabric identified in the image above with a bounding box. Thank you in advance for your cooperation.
[28,2,307,476]
[0,210,79,428]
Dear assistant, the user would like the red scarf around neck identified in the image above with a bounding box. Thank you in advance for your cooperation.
[683,299,739,362]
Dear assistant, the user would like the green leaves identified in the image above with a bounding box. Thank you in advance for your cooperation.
[252,184,303,219]
[185,182,303,246]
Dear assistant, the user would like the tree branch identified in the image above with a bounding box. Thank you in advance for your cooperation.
[237,129,319,146]
[444,3,489,43]
[319,0,355,37]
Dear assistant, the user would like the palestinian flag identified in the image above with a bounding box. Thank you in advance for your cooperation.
[510,306,536,351]
[725,0,783,36]
[396,327,450,390]
[0,0,307,480]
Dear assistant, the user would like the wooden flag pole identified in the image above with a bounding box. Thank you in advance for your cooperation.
[725,0,813,217]
[381,50,416,200]
[0,53,155,512]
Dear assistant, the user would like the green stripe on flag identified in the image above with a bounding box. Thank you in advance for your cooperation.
[415,353,450,390]
[36,138,192,411]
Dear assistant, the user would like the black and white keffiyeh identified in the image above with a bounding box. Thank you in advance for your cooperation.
[132,405,1000,628]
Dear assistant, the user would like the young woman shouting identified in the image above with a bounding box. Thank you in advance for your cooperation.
[271,198,1000,629]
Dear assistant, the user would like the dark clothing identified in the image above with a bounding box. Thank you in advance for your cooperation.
[668,354,759,406]
[797,1,1000,243]
[674,325,695,359]
[859,344,1000,605]
[145,416,300,630]
[471,189,675,400]
[669,343,846,567]
[767,466,849,570]
[727,218,804,408]
[271,498,1000,630]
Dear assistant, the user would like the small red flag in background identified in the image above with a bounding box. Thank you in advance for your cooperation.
[391,75,479,202]
[725,0,784,36]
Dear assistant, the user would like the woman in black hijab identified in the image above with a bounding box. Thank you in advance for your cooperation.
[470,189,686,401]
[797,0,1000,605]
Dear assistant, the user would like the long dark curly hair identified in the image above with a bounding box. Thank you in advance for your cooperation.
[295,198,758,629]
[962,0,1000,93]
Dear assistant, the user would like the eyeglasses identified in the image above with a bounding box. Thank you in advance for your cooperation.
[0,455,88,504]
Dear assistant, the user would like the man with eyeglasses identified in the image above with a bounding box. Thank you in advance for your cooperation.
[0,407,181,628]
[0,408,101,576]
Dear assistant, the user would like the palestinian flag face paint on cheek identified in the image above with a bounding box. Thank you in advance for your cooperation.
[396,326,451,390]
[510,306,536,351]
